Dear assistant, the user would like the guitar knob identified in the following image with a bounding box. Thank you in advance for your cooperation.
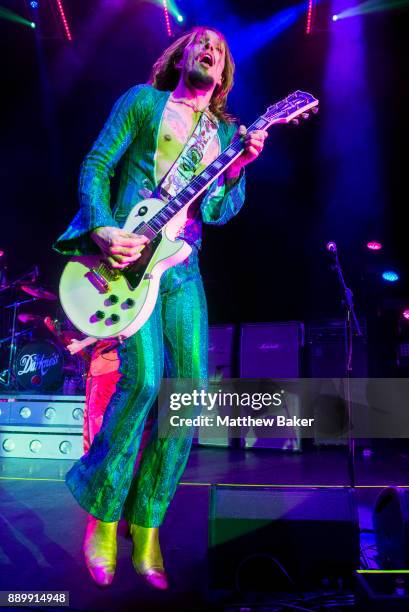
[125,298,135,307]
[109,294,119,304]
[110,314,120,323]
[95,310,105,320]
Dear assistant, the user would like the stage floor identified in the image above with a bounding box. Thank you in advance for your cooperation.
[1,444,408,611]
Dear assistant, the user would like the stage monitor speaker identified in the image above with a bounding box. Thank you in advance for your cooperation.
[209,485,360,592]
[240,322,304,378]
[374,487,409,569]
[356,572,409,611]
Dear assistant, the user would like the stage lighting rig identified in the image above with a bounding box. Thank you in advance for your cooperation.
[23,0,72,40]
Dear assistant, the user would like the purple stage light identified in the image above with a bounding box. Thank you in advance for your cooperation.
[366,241,382,251]
[319,0,384,246]
[403,310,409,321]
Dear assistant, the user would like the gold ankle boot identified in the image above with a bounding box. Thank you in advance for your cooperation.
[130,524,168,590]
[83,515,118,587]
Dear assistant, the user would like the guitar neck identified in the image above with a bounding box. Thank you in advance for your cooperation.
[142,89,319,235]
[146,114,273,235]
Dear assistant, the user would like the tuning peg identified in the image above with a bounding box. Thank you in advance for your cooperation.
[292,119,299,126]
[312,106,319,114]
[302,113,309,119]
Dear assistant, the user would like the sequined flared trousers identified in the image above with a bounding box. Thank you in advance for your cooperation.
[65,256,208,527]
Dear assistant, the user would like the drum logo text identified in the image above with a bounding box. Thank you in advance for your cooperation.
[18,352,60,376]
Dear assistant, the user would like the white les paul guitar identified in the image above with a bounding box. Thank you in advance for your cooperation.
[60,91,318,354]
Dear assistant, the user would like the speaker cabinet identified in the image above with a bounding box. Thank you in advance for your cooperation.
[240,322,304,378]
[307,320,368,378]
[209,485,360,591]
[239,322,304,451]
[208,324,235,380]
[242,391,302,452]
[306,321,368,446]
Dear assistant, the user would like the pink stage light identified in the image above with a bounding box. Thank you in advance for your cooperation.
[55,0,72,41]
[306,0,314,34]
[162,0,172,37]
[366,241,382,251]
[403,310,409,321]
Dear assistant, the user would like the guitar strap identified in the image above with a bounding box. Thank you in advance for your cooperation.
[154,111,219,201]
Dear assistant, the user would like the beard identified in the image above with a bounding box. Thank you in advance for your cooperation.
[186,64,214,91]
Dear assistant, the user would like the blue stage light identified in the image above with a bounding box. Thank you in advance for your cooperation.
[382,271,399,282]
[332,14,338,21]
[30,1,39,8]
[176,14,183,22]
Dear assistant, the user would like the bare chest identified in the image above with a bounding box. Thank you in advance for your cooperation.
[156,101,220,183]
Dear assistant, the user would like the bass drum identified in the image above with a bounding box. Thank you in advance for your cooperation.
[15,338,84,392]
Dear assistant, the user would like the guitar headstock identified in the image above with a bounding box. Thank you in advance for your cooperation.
[263,91,319,125]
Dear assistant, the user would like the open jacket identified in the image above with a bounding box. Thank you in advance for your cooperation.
[53,84,246,257]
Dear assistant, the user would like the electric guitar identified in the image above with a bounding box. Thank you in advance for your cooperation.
[59,91,318,354]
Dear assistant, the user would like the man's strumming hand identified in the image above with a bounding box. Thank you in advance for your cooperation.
[91,227,149,269]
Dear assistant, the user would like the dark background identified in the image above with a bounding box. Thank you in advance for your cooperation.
[1,0,408,369]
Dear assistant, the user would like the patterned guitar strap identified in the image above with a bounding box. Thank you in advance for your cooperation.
[153,111,219,201]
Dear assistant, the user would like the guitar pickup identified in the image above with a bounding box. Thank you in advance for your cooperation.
[85,269,110,293]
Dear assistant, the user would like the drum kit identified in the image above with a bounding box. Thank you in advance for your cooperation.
[0,265,87,394]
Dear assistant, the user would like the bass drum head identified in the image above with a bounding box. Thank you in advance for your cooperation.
[15,339,64,391]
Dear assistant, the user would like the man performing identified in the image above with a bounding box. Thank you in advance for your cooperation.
[54,26,267,589]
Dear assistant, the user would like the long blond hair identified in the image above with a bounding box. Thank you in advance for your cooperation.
[149,27,235,123]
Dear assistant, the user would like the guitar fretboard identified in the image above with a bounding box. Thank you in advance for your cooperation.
[145,115,271,235]
[135,90,318,235]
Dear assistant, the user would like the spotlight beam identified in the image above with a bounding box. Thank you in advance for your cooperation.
[335,0,409,20]
[230,3,306,62]
[0,5,36,28]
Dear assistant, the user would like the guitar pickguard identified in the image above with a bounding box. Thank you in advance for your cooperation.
[122,233,162,290]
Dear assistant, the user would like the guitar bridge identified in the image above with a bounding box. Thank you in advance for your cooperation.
[85,263,120,293]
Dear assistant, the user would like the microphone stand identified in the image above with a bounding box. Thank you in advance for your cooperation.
[328,246,362,489]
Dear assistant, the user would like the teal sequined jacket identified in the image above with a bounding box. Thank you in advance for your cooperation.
[54,84,246,256]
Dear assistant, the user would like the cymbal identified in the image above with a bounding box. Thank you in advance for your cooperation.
[17,313,46,325]
[20,284,57,301]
